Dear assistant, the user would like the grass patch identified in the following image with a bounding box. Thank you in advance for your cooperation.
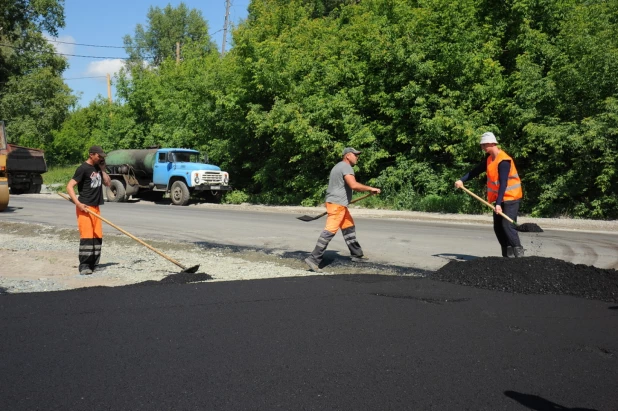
[223,189,250,204]
[43,165,78,192]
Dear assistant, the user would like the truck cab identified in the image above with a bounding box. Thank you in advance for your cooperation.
[105,148,231,206]
[152,149,230,205]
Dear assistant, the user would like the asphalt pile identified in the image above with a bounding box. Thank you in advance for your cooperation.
[434,256,618,303]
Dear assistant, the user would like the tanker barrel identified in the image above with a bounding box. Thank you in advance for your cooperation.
[105,149,158,175]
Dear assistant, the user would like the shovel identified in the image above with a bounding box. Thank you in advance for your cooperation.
[297,193,374,222]
[458,186,543,233]
[58,192,200,273]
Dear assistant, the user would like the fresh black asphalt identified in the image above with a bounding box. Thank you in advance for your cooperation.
[1,274,616,410]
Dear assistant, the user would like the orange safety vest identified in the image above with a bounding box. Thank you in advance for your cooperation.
[486,150,522,203]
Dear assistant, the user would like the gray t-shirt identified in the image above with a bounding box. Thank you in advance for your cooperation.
[325,161,354,206]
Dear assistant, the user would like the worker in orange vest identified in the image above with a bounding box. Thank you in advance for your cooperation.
[455,132,524,258]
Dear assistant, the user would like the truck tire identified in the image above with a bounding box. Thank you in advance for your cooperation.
[106,180,126,202]
[29,183,42,194]
[170,180,190,206]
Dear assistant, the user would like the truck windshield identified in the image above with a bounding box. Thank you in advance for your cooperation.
[171,152,201,163]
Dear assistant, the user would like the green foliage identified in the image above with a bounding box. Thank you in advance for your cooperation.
[123,2,217,66]
[223,190,250,205]
[42,164,77,191]
[0,0,72,153]
[46,0,618,218]
[1,66,76,149]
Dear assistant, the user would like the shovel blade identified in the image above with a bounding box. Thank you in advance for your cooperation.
[297,215,320,222]
[181,265,200,274]
[515,223,544,233]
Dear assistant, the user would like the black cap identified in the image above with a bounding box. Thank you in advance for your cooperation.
[89,145,107,157]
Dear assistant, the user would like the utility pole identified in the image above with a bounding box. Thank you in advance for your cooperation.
[106,73,112,104]
[221,0,231,56]
[176,42,180,64]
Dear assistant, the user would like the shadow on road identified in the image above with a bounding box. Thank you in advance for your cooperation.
[504,390,599,411]
[433,253,479,262]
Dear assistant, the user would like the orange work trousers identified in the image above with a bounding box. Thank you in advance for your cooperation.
[76,206,103,239]
[324,203,355,234]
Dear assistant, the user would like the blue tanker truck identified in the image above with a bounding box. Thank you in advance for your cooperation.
[104,148,231,206]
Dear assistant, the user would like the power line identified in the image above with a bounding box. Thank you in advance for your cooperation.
[45,28,227,50]
[47,39,127,49]
[0,43,137,59]
[62,76,108,80]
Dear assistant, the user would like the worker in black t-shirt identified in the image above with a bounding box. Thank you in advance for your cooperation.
[66,145,112,275]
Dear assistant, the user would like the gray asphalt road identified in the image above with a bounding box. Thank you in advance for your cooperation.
[3,194,618,270]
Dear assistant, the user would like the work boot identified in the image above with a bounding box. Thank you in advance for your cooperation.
[350,255,369,263]
[501,247,508,258]
[506,246,515,258]
[513,246,525,258]
[304,257,322,273]
[80,268,93,276]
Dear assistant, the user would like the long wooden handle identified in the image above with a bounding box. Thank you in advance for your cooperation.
[458,186,516,224]
[58,192,188,270]
[349,192,374,205]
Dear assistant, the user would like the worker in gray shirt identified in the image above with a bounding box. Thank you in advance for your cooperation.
[305,147,381,272]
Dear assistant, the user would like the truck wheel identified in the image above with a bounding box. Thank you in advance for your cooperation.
[29,183,42,194]
[170,180,190,206]
[106,180,126,202]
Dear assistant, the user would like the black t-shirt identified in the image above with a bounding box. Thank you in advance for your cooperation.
[72,162,104,206]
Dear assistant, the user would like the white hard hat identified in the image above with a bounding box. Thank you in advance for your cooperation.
[479,132,498,145]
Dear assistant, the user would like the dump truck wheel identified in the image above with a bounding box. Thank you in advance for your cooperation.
[106,180,126,202]
[170,180,190,206]
[0,183,8,211]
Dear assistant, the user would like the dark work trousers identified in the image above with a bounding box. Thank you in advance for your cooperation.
[493,200,522,248]
[79,238,103,272]
[310,227,364,265]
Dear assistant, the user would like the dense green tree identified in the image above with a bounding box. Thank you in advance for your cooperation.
[57,0,618,217]
[0,0,74,149]
[123,2,217,67]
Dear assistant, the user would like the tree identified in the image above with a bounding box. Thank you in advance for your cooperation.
[0,0,74,149]
[123,2,217,67]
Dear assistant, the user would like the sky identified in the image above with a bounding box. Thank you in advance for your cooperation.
[48,0,250,107]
